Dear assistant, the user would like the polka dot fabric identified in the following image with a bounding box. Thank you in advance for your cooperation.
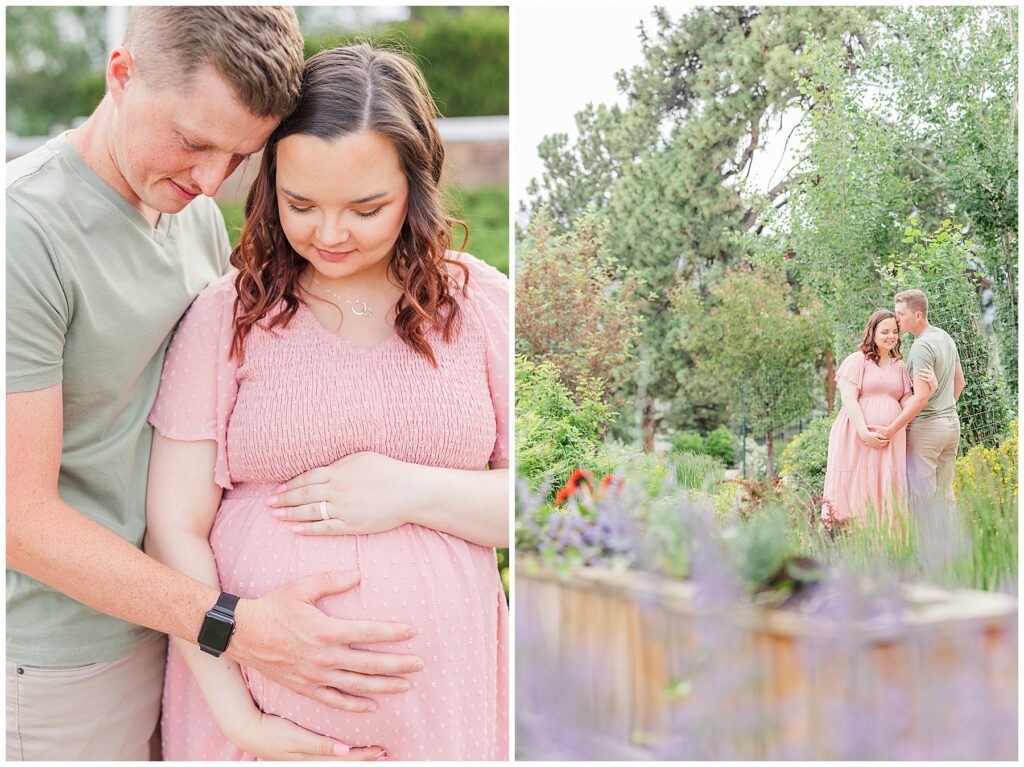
[149,254,509,760]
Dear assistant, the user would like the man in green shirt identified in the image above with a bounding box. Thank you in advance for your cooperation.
[874,289,965,515]
[7,7,418,760]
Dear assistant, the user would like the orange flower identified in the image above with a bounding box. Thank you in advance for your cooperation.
[567,468,595,491]
[554,468,596,506]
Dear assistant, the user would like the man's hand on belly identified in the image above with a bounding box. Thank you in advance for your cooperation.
[227,570,424,712]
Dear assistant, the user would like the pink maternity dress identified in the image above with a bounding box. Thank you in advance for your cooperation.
[822,351,912,528]
[149,254,509,761]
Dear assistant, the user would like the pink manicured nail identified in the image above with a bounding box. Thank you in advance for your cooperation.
[266,495,278,506]
[332,743,350,756]
[271,510,285,519]
[291,525,305,533]
[275,483,287,492]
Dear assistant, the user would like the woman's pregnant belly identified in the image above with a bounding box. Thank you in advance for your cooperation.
[208,487,502,760]
[858,394,903,426]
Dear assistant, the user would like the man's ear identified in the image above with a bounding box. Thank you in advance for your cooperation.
[106,47,137,106]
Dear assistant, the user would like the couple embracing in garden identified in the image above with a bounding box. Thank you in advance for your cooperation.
[823,289,965,530]
[7,6,507,761]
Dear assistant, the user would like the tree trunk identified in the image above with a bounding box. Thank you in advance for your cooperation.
[642,397,657,454]
[765,429,775,481]
[824,347,836,414]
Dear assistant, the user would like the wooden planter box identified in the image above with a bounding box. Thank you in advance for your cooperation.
[516,561,1017,760]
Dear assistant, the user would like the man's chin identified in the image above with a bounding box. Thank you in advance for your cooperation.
[145,193,194,216]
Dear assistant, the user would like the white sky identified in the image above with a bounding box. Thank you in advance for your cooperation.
[511,4,801,209]
[511,5,650,205]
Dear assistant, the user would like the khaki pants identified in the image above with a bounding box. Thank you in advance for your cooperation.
[906,415,961,514]
[6,635,166,761]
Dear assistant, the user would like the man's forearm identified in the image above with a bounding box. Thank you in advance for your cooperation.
[7,497,218,646]
[887,392,929,435]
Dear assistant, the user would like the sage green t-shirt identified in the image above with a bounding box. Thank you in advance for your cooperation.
[905,326,961,422]
[6,133,231,665]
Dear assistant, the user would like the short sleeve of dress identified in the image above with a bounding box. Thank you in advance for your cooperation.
[835,351,865,391]
[456,254,510,466]
[898,360,912,397]
[148,273,239,490]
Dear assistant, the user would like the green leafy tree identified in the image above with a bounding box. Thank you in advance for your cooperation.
[528,7,873,448]
[873,6,1018,398]
[515,209,643,404]
[6,6,107,136]
[680,265,829,479]
[758,7,1018,403]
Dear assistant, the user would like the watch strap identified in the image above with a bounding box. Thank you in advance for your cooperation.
[212,592,240,617]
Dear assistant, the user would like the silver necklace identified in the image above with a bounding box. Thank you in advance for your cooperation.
[312,277,374,318]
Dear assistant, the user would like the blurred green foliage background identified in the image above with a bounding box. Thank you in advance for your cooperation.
[6,6,508,135]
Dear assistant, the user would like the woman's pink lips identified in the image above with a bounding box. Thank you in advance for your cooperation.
[317,247,355,262]
[168,179,199,200]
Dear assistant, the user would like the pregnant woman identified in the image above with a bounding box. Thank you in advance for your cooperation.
[822,309,934,529]
[145,45,508,760]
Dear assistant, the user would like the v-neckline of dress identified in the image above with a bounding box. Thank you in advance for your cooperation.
[297,301,400,355]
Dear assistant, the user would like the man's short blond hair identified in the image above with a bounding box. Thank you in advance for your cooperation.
[124,6,304,118]
[895,289,929,317]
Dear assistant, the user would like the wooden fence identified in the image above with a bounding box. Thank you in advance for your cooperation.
[516,563,1017,760]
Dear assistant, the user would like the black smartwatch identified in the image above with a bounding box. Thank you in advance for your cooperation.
[197,592,240,657]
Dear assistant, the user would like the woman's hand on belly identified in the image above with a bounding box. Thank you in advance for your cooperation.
[224,707,388,761]
[267,451,510,548]
[267,452,415,536]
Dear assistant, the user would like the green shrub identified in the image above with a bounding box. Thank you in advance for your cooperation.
[303,7,508,118]
[704,425,736,467]
[953,421,1018,591]
[515,355,613,494]
[779,414,836,498]
[671,431,705,456]
[671,426,736,468]
[723,506,800,593]
[668,451,726,491]
[496,546,509,599]
[446,186,508,274]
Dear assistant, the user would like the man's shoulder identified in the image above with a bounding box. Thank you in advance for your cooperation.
[7,138,97,251]
[922,325,958,353]
[6,140,62,190]
[6,145,66,261]
[6,138,74,211]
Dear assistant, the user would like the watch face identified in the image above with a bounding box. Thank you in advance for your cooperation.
[198,611,234,651]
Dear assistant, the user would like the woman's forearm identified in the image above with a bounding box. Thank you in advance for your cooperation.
[146,528,262,737]
[146,433,262,740]
[406,465,509,548]
[838,381,870,437]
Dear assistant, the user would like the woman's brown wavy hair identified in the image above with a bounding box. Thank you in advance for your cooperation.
[859,309,902,364]
[230,44,467,365]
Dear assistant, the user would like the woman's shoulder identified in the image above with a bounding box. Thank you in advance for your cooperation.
[446,251,508,301]
[195,270,238,301]
[183,271,238,323]
[840,350,868,367]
